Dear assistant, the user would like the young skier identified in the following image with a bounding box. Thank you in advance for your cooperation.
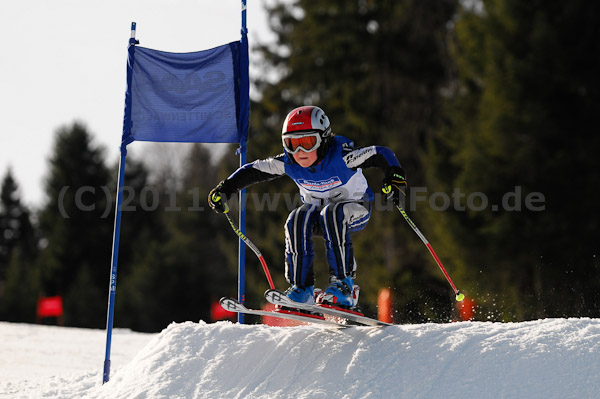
[208,106,406,308]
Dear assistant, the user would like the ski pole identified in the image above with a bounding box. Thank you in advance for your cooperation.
[223,211,275,290]
[395,204,464,302]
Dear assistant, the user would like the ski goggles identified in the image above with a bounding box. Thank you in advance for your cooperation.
[282,132,322,154]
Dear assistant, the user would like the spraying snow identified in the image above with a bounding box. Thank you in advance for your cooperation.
[2,318,599,398]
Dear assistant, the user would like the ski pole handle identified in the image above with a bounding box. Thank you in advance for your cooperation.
[396,204,464,302]
[224,213,275,290]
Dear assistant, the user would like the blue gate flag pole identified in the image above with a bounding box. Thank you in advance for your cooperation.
[103,15,249,382]
[102,142,128,384]
[237,0,250,324]
[103,22,137,385]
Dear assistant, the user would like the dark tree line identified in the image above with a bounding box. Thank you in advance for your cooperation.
[243,0,600,321]
[426,0,600,319]
[1,0,599,330]
[0,123,238,331]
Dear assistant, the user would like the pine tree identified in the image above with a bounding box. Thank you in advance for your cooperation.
[0,169,36,276]
[37,122,112,327]
[0,168,38,322]
[428,0,600,319]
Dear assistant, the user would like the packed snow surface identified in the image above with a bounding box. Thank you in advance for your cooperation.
[2,318,599,398]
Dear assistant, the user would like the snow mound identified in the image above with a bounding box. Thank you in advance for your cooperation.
[92,318,599,399]
[3,319,599,398]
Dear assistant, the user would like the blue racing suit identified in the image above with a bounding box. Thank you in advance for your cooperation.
[218,136,401,287]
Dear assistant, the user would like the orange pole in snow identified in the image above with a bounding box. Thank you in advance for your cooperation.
[378,288,393,323]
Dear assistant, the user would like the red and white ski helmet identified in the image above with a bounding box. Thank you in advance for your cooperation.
[282,106,332,138]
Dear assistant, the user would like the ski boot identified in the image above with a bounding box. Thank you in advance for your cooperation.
[316,276,360,308]
[284,285,315,305]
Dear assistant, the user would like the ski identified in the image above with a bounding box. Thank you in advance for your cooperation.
[264,289,392,327]
[219,297,346,327]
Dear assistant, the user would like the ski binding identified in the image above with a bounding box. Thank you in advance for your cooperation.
[264,289,392,327]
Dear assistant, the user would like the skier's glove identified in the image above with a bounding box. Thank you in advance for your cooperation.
[208,181,230,214]
[382,166,407,205]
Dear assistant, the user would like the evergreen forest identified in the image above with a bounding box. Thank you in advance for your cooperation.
[1,0,599,331]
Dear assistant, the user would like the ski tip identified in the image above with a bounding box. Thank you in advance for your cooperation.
[219,297,244,312]
[264,289,287,303]
[219,296,236,304]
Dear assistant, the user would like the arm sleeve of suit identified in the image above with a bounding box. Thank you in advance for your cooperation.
[218,154,287,197]
[342,146,401,171]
